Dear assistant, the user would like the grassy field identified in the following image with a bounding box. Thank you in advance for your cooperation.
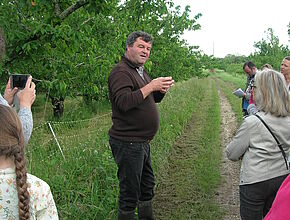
[26,70,245,219]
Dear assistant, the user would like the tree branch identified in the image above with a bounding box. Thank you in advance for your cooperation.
[59,0,90,20]
[77,17,95,31]
[53,0,61,16]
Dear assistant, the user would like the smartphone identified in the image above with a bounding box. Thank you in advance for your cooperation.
[10,74,30,90]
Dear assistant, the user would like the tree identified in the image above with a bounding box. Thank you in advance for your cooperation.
[0,0,119,117]
[0,0,203,117]
[249,28,289,70]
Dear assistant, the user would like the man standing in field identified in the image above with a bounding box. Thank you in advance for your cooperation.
[108,31,174,220]
[242,61,257,115]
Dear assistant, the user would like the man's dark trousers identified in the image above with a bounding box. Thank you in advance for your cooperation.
[109,136,155,212]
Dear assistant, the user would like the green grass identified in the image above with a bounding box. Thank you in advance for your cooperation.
[212,71,246,123]
[154,78,223,219]
[213,70,246,88]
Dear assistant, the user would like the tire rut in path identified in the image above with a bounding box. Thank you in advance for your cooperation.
[153,80,213,219]
[153,84,241,219]
[216,90,240,220]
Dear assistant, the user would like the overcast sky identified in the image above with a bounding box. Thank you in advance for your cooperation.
[172,0,290,58]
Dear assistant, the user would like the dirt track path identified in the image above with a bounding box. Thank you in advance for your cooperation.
[153,83,241,219]
[215,90,240,220]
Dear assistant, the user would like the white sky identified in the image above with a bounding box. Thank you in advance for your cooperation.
[173,0,290,58]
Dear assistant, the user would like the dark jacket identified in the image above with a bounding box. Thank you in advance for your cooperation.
[108,56,164,142]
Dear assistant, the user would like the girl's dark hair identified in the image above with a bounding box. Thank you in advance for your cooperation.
[0,105,30,220]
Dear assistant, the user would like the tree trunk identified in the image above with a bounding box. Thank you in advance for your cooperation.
[83,94,92,105]
[51,97,64,118]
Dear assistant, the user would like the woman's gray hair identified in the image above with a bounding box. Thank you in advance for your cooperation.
[255,69,290,117]
[125,31,153,51]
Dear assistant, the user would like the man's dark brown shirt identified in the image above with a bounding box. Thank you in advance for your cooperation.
[108,56,164,142]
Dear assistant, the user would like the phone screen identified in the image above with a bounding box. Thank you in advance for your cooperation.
[11,74,29,89]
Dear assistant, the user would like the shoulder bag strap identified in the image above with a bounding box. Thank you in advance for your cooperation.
[255,114,289,170]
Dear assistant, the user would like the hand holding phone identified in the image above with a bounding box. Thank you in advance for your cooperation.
[17,76,36,109]
[10,74,30,90]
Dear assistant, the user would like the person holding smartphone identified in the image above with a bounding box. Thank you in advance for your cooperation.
[0,27,36,143]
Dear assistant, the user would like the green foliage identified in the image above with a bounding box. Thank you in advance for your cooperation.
[0,0,203,116]
[249,28,289,70]
[225,63,244,76]
[199,53,248,73]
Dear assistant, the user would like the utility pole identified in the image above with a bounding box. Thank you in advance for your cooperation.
[213,41,215,57]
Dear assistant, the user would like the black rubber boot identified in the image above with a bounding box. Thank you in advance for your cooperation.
[118,208,136,220]
[137,200,155,220]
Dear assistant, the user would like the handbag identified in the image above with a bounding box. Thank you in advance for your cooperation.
[255,114,289,170]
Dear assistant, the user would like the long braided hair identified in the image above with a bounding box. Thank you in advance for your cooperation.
[0,105,30,220]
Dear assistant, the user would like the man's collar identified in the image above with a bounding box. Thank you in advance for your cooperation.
[122,56,141,69]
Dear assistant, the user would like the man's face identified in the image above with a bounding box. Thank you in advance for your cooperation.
[243,65,252,75]
[280,58,290,82]
[126,37,151,66]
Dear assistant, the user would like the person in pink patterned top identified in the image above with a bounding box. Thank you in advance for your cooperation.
[0,105,59,220]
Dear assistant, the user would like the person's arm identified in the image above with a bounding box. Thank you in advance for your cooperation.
[109,71,144,112]
[244,91,251,100]
[0,93,9,106]
[35,184,59,220]
[18,108,33,144]
[4,77,36,143]
[226,119,250,161]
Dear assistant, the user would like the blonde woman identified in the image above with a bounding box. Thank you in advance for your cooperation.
[0,105,59,219]
[226,69,290,220]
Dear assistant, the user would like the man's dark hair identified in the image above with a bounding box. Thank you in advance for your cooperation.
[243,61,256,70]
[125,31,153,51]
[284,56,290,61]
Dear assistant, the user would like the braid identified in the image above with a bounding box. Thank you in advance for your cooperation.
[13,145,30,220]
[0,105,30,219]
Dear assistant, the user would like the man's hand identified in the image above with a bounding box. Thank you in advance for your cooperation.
[140,76,174,98]
[17,76,36,109]
[150,77,174,93]
[4,77,18,105]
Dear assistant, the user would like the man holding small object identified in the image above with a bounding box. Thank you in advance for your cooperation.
[0,27,36,143]
[108,31,174,220]
[242,61,257,115]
